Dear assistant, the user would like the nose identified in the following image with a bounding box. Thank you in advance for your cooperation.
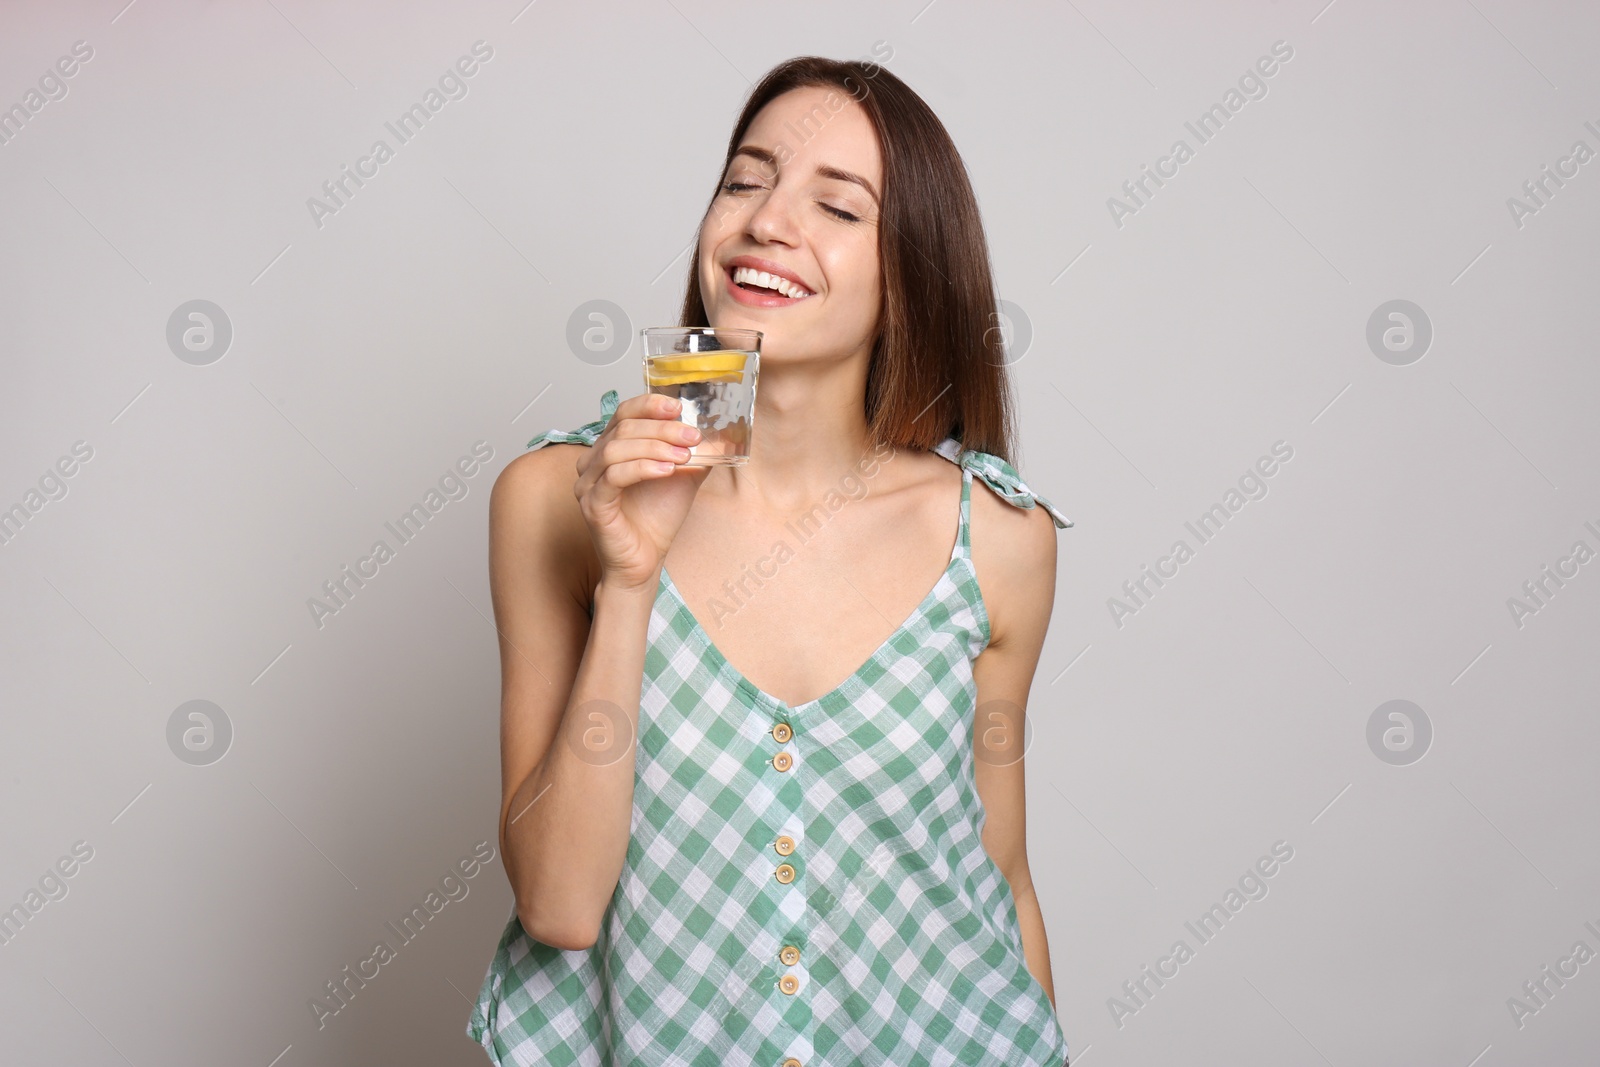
[743,180,801,247]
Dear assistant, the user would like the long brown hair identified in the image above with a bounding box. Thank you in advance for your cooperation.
[677,56,1020,464]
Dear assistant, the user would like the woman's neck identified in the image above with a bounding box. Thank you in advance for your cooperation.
[709,357,883,513]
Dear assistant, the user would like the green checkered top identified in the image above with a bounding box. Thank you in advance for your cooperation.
[469,390,1073,1066]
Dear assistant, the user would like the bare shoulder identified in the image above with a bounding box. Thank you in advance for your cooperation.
[491,442,588,517]
[489,443,599,601]
[495,441,589,491]
[968,475,1059,651]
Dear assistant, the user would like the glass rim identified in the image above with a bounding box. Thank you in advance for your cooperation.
[640,325,763,342]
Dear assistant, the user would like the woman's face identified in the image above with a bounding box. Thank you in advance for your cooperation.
[697,85,883,365]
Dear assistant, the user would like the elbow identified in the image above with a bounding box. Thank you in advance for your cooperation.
[516,897,601,952]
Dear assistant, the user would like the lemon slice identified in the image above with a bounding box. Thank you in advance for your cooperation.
[646,370,744,387]
[649,351,749,375]
[646,351,751,387]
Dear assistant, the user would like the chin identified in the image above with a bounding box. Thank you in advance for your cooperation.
[710,308,757,331]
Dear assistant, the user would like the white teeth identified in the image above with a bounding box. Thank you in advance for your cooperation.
[732,265,812,299]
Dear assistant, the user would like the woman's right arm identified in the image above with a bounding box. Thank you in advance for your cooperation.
[490,393,705,950]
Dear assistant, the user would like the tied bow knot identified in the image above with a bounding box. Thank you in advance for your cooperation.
[935,437,1074,529]
[957,451,1036,509]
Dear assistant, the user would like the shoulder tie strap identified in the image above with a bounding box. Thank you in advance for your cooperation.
[526,389,619,451]
[932,437,1074,530]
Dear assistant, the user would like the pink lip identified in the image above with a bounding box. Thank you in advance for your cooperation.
[725,255,812,292]
[724,263,812,308]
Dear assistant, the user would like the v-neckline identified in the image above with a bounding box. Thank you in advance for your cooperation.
[658,552,963,713]
[655,473,969,713]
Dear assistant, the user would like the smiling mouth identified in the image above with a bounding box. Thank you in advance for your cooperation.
[728,265,813,300]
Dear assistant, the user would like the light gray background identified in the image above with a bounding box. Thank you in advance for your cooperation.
[3,0,1597,1064]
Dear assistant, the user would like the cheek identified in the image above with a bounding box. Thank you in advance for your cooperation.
[861,258,881,311]
[705,198,745,241]
[698,232,724,291]
[839,249,881,318]
[699,246,715,288]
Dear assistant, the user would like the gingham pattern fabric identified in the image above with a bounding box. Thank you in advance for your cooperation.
[468,390,1073,1067]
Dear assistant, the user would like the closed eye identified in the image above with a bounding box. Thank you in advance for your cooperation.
[721,183,861,223]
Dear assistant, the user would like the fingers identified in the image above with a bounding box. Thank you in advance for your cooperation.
[610,391,683,425]
[578,392,700,486]
[599,436,694,471]
[575,427,697,504]
[610,416,703,447]
[584,457,682,500]
[605,393,701,448]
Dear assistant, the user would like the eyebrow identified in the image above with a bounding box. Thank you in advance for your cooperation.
[731,145,880,205]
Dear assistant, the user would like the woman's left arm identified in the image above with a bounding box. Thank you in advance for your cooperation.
[970,489,1062,1010]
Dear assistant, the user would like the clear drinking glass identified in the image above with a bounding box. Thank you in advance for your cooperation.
[641,326,761,466]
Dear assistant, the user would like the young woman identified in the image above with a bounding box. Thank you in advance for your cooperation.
[468,56,1074,1067]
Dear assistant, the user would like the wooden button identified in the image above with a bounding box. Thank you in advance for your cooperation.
[772,751,793,772]
[779,974,800,995]
[772,722,793,743]
[774,835,795,856]
[775,862,796,884]
[780,944,800,966]
[781,1059,802,1067]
